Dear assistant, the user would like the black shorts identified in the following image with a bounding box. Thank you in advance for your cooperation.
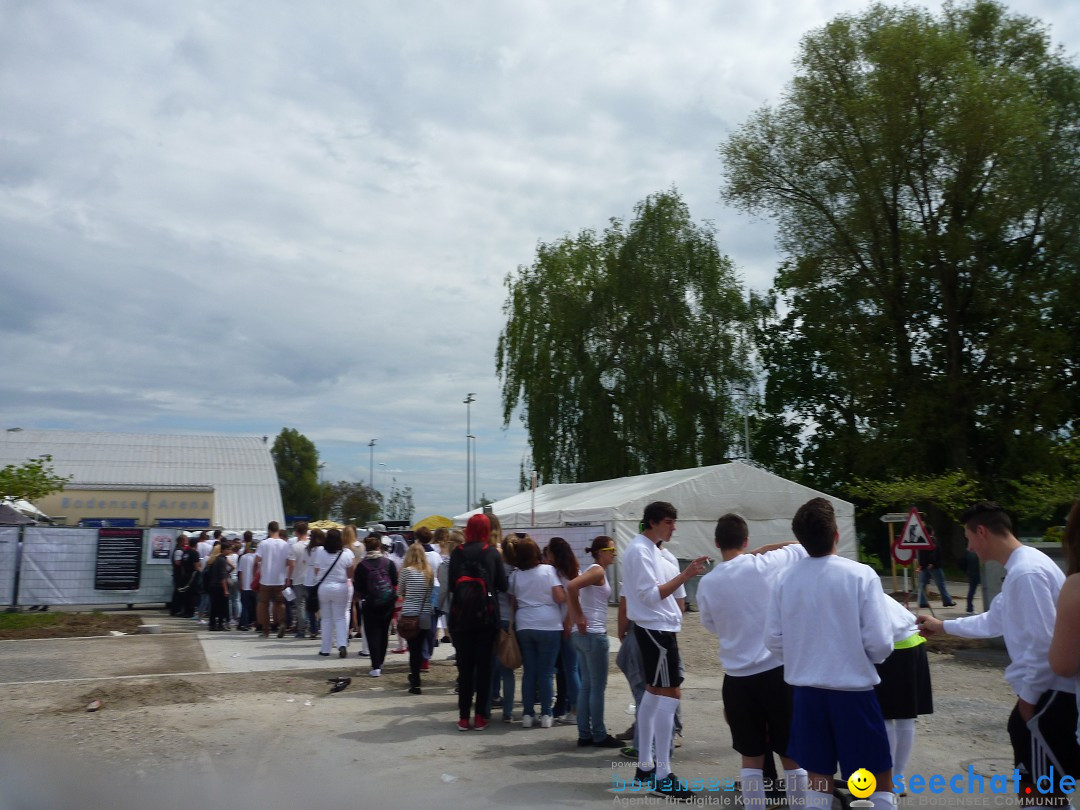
[873,644,933,719]
[634,626,683,689]
[1007,691,1080,785]
[722,665,793,757]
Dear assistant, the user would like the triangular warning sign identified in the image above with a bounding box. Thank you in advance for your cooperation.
[896,507,935,550]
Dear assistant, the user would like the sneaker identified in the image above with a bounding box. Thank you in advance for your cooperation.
[421,660,430,672]
[522,715,535,728]
[338,646,347,658]
[369,669,381,677]
[441,635,451,643]
[615,726,635,741]
[556,711,577,725]
[391,648,406,654]
[408,685,421,695]
[943,601,957,607]
[577,738,593,747]
[652,772,695,801]
[540,715,553,728]
[357,650,369,657]
[593,735,623,748]
[502,712,513,723]
[277,626,286,638]
[457,718,470,732]
[620,746,638,759]
[634,767,656,785]
[474,715,488,731]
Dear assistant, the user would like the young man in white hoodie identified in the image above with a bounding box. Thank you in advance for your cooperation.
[765,498,895,809]
[697,513,808,809]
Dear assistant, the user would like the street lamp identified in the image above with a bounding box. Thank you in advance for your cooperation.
[378,462,388,494]
[464,393,475,511]
[368,438,377,488]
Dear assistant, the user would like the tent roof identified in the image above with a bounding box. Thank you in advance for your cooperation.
[456,461,853,525]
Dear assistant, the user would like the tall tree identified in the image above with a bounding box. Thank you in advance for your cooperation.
[0,455,70,502]
[721,0,1080,494]
[271,428,320,518]
[384,478,415,522]
[316,480,381,524]
[498,188,756,484]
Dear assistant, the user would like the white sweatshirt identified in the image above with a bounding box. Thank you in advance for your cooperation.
[944,545,1073,704]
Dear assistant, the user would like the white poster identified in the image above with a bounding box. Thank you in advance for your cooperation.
[146,528,177,565]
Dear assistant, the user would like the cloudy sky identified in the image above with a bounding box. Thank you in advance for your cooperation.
[2,0,1078,520]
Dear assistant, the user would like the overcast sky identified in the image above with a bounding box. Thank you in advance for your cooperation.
[2,0,1078,521]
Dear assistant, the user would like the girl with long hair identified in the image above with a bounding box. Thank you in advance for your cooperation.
[312,528,357,658]
[399,542,434,694]
[547,536,581,725]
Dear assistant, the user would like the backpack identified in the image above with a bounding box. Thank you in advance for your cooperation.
[363,558,396,607]
[450,547,498,632]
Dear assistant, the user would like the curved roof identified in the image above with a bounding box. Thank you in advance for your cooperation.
[0,429,283,529]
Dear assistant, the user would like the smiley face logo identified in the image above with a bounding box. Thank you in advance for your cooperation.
[848,768,876,798]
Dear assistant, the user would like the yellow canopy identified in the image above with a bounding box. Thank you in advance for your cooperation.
[412,514,453,531]
[308,519,344,529]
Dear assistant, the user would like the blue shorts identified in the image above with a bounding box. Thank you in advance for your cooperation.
[788,686,891,779]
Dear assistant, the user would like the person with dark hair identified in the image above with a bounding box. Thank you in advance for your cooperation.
[509,535,565,729]
[919,501,1079,800]
[448,513,508,731]
[696,514,808,809]
[286,521,311,638]
[312,528,356,658]
[765,497,894,810]
[916,544,956,609]
[1050,498,1080,753]
[355,533,398,677]
[566,536,621,748]
[169,534,189,616]
[236,532,256,631]
[622,500,709,800]
[547,536,581,726]
[204,541,230,631]
[302,528,325,638]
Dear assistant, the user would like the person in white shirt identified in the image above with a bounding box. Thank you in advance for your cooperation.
[255,521,291,639]
[697,514,808,810]
[621,501,708,801]
[236,532,257,631]
[919,501,1079,799]
[765,497,893,810]
[287,521,310,639]
[312,527,357,658]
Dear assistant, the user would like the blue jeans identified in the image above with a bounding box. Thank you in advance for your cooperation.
[554,633,580,717]
[517,628,561,718]
[571,632,609,741]
[919,567,955,607]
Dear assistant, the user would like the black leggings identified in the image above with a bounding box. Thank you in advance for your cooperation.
[363,602,394,670]
[454,629,497,721]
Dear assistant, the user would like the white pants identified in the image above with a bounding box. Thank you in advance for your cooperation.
[319,582,351,654]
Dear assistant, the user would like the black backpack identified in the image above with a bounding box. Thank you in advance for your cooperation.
[450,547,498,632]
[362,558,396,607]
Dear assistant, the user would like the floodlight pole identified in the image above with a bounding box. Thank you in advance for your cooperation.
[464,393,475,511]
[368,438,377,491]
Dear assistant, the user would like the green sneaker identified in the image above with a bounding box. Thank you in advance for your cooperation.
[620,746,638,759]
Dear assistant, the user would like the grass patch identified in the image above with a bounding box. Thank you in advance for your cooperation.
[0,611,143,640]
[0,612,61,631]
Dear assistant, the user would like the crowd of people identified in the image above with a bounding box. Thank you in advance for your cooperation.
[165,496,1080,806]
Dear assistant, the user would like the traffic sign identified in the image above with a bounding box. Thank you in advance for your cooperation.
[892,543,916,565]
[896,507,935,550]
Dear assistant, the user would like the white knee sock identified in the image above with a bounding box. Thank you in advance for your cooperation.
[652,695,679,779]
[740,768,765,808]
[784,768,808,808]
[636,692,659,772]
[805,788,833,809]
[886,718,915,783]
[870,791,897,809]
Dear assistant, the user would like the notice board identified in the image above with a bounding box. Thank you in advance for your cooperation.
[94,528,144,590]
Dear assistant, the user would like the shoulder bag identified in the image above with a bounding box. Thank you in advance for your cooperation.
[308,551,343,615]
[496,600,522,670]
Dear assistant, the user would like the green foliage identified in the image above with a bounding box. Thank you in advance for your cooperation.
[0,455,70,502]
[847,471,982,518]
[384,479,415,522]
[721,0,1080,495]
[316,480,382,524]
[498,188,757,483]
[1008,438,1080,520]
[271,428,320,518]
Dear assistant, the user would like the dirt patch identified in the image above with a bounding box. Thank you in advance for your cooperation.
[69,678,216,713]
[0,612,144,640]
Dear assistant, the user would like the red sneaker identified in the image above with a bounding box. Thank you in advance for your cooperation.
[457,718,471,732]
[474,715,488,731]
[421,660,430,672]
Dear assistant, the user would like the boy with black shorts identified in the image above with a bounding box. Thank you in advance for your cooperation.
[765,497,895,810]
[621,501,709,801]
[697,513,808,808]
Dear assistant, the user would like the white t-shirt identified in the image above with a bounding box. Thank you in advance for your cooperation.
[302,546,320,587]
[197,540,213,566]
[289,538,310,583]
[511,564,564,631]
[225,553,238,583]
[238,553,256,591]
[255,536,291,586]
[697,543,807,677]
[312,547,355,587]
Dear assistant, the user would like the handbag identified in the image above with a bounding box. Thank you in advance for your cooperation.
[309,551,343,614]
[497,603,522,670]
[398,615,421,640]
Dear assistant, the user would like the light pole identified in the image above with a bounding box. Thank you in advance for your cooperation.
[464,393,475,511]
[368,438,377,490]
[378,462,388,495]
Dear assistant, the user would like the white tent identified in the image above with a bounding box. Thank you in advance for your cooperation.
[455,461,856,561]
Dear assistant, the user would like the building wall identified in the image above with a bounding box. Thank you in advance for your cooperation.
[37,487,215,527]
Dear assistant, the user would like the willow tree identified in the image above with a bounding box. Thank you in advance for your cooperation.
[497,189,755,484]
[721,0,1080,494]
